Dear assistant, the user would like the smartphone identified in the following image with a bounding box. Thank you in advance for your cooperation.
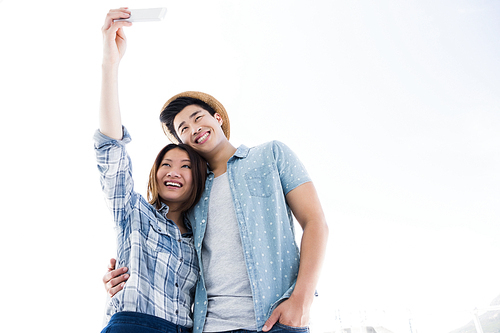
[114,8,167,22]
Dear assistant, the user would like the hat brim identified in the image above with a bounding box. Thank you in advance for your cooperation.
[161,91,230,144]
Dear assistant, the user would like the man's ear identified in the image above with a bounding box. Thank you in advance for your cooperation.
[214,113,223,125]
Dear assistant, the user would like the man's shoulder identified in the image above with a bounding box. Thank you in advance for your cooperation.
[247,140,289,154]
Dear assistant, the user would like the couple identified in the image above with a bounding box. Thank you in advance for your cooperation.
[95,7,328,333]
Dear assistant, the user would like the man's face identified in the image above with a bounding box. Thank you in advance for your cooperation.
[173,104,224,154]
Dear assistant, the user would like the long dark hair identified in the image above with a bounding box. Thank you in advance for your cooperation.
[147,143,207,213]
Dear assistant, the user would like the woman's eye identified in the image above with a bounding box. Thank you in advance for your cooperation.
[162,163,170,167]
[182,165,191,169]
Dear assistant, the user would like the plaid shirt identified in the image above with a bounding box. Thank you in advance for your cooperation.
[94,127,199,328]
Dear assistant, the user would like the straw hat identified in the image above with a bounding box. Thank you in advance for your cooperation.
[160,91,230,144]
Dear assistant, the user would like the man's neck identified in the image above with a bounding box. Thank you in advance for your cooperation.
[204,140,237,177]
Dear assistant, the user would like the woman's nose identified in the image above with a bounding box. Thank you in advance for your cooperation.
[167,170,180,177]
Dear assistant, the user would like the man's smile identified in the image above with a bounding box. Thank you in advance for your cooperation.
[195,131,210,144]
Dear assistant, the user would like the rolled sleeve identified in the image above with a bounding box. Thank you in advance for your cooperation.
[94,126,135,226]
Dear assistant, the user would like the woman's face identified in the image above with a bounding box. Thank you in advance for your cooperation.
[156,148,193,206]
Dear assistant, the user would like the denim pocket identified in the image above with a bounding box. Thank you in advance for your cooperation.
[274,322,310,333]
[244,166,275,198]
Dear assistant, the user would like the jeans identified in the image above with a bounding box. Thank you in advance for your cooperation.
[101,312,191,333]
[211,323,310,333]
[270,323,310,333]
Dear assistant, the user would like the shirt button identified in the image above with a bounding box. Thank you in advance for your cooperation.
[178,239,182,242]
[175,283,179,287]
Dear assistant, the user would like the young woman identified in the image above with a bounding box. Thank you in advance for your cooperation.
[95,8,206,333]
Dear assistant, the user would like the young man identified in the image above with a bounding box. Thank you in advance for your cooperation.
[104,91,328,333]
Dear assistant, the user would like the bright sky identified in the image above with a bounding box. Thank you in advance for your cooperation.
[1,1,499,333]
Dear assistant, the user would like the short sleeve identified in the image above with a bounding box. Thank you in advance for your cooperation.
[271,141,311,195]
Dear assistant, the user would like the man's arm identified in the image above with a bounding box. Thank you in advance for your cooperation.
[103,258,130,297]
[263,181,328,331]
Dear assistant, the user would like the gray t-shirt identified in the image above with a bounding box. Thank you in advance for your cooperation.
[201,173,256,332]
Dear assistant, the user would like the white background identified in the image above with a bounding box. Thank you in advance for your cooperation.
[0,1,499,333]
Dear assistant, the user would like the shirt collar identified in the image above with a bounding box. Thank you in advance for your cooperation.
[206,144,250,175]
[158,202,170,215]
[233,144,249,159]
[158,202,193,236]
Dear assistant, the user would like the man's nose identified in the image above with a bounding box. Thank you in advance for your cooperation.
[192,126,202,135]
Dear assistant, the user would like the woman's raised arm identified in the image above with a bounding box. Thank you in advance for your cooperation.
[99,7,132,140]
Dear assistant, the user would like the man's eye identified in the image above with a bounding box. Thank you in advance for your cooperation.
[195,116,202,121]
[181,127,187,133]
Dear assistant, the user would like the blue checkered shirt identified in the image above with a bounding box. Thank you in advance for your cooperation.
[94,127,199,328]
